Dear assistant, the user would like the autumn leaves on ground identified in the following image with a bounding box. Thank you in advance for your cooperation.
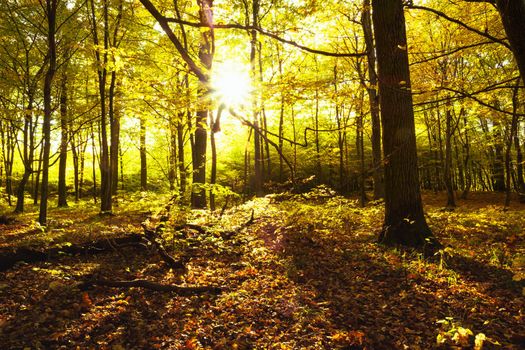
[0,190,524,349]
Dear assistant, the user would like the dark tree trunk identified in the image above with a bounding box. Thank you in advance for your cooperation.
[505,80,521,207]
[91,124,98,204]
[372,0,436,247]
[444,100,456,208]
[168,118,177,191]
[71,132,80,201]
[515,121,524,192]
[177,118,186,196]
[58,71,69,207]
[191,0,214,209]
[460,112,472,199]
[314,83,322,183]
[90,0,112,213]
[15,98,36,213]
[495,1,525,80]
[362,0,384,199]
[250,0,263,196]
[0,119,15,206]
[210,108,220,211]
[109,74,120,195]
[492,118,506,192]
[278,54,285,182]
[357,92,368,207]
[140,116,147,191]
[33,147,43,206]
[38,0,57,226]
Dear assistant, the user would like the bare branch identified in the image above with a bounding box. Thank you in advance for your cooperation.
[164,17,366,58]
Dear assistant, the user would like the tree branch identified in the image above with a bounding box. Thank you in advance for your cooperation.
[81,278,221,295]
[407,4,510,49]
[164,17,366,58]
[139,0,207,81]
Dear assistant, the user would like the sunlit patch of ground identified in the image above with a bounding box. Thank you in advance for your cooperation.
[0,191,523,349]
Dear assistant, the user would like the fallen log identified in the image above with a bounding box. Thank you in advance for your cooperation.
[0,234,144,272]
[80,278,221,295]
[0,215,15,225]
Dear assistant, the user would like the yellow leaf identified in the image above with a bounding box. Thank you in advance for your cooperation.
[474,333,486,350]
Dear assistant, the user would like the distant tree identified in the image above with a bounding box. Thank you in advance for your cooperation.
[372,0,439,248]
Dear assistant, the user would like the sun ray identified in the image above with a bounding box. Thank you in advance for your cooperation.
[211,60,252,108]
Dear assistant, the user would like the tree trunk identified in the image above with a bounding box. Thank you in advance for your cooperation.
[168,119,177,191]
[15,98,36,213]
[0,120,15,206]
[278,53,285,182]
[91,124,98,204]
[177,118,186,197]
[109,73,120,195]
[362,0,384,199]
[58,71,69,207]
[250,0,263,196]
[495,1,525,80]
[372,0,437,248]
[90,0,112,213]
[460,112,472,199]
[33,145,44,205]
[191,0,214,209]
[38,0,57,226]
[71,132,80,201]
[140,116,147,191]
[515,120,524,193]
[505,80,521,207]
[444,100,456,208]
[357,92,368,207]
[210,107,222,211]
[314,82,322,183]
[492,118,506,192]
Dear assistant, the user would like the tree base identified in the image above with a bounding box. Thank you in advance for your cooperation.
[378,221,442,256]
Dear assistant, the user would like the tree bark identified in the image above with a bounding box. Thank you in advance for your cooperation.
[372,0,437,248]
[39,0,57,226]
[15,98,36,213]
[250,0,263,196]
[494,0,525,80]
[90,0,112,213]
[58,71,69,207]
[444,100,456,208]
[362,0,384,200]
[505,80,521,207]
[492,118,506,192]
[191,0,214,208]
[177,117,186,196]
[140,116,147,191]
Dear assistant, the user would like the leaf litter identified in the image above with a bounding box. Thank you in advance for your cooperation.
[0,191,523,349]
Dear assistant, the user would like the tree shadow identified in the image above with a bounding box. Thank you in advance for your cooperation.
[445,254,523,296]
[276,225,524,349]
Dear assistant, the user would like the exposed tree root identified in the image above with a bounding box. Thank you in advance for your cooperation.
[80,278,221,295]
[0,234,144,272]
[141,194,185,269]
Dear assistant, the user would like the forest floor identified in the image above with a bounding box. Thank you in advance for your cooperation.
[0,190,524,349]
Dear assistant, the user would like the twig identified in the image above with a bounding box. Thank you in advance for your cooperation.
[81,278,221,295]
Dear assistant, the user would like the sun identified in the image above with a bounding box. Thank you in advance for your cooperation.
[211,60,252,108]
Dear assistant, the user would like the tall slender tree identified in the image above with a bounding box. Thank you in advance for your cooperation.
[38,0,58,225]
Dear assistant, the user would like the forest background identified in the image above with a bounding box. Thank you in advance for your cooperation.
[1,0,525,349]
[1,0,524,220]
